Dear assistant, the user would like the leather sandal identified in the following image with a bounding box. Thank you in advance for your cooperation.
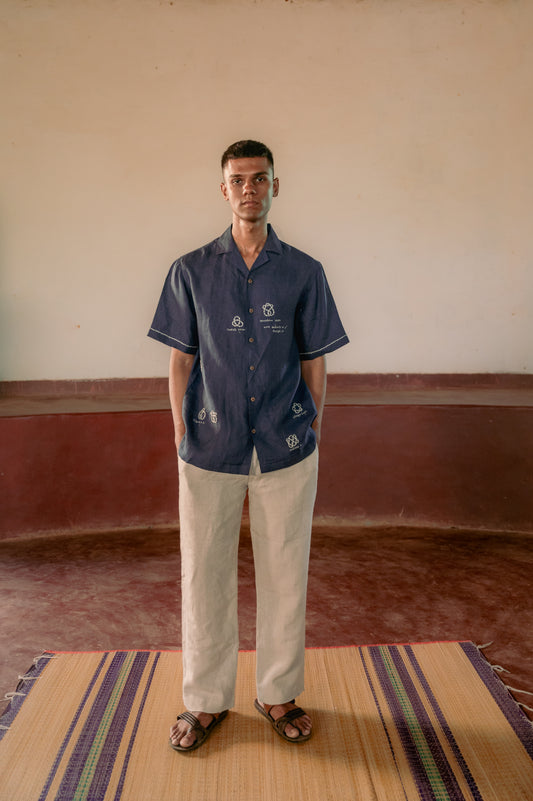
[254,698,312,743]
[170,709,228,752]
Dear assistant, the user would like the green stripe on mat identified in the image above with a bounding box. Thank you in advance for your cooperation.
[73,651,137,801]
[379,645,452,801]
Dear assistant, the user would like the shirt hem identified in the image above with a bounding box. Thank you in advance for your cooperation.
[179,443,316,475]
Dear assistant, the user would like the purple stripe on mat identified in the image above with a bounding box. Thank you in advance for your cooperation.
[368,646,439,801]
[86,651,151,801]
[38,652,110,801]
[53,651,129,800]
[112,652,161,801]
[388,646,468,801]
[360,648,409,801]
[404,645,483,801]
[460,642,533,761]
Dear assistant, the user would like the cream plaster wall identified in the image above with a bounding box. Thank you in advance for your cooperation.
[1,0,532,380]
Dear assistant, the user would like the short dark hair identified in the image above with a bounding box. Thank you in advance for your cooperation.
[221,140,274,173]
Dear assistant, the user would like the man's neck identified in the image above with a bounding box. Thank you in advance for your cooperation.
[231,218,269,269]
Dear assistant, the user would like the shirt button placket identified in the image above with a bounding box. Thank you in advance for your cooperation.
[247,275,257,437]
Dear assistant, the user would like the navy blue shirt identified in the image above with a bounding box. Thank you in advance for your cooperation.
[148,225,349,474]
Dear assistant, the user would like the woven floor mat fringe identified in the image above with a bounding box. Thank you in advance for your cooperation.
[2,652,57,694]
[1,652,59,729]
[505,687,533,715]
[476,641,533,720]
[32,653,58,664]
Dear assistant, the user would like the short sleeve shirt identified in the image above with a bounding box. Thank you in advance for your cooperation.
[148,225,349,474]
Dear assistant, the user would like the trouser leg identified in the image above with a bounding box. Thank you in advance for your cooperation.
[178,457,248,712]
[248,448,319,704]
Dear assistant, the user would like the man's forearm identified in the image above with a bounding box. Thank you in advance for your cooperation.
[300,355,327,446]
[169,348,195,450]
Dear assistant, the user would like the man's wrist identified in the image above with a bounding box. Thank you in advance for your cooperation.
[174,424,185,448]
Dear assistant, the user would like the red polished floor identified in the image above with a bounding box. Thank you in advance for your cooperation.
[1,525,532,721]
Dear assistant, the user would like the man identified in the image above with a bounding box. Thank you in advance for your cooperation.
[148,140,348,752]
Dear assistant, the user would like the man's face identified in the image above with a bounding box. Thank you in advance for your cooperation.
[221,157,279,224]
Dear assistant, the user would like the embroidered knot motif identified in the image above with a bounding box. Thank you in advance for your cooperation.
[262,303,275,317]
[286,434,300,450]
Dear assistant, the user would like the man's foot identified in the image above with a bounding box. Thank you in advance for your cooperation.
[169,709,228,752]
[254,699,312,742]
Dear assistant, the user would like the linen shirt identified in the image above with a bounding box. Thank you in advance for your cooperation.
[148,225,349,474]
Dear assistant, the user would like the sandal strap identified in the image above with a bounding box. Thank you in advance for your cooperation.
[177,710,206,735]
[273,706,307,735]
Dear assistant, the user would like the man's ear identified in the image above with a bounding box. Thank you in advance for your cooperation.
[273,177,279,198]
[220,181,229,201]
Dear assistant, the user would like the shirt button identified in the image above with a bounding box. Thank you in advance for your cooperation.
[248,278,253,284]
[251,428,256,434]
[248,337,254,343]
[250,396,256,402]
[249,365,255,371]
[249,308,254,314]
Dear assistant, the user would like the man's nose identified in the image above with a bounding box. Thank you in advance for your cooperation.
[243,179,256,193]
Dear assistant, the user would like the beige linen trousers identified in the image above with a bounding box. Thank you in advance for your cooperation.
[178,447,319,712]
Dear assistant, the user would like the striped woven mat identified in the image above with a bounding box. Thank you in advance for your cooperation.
[1,642,532,800]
